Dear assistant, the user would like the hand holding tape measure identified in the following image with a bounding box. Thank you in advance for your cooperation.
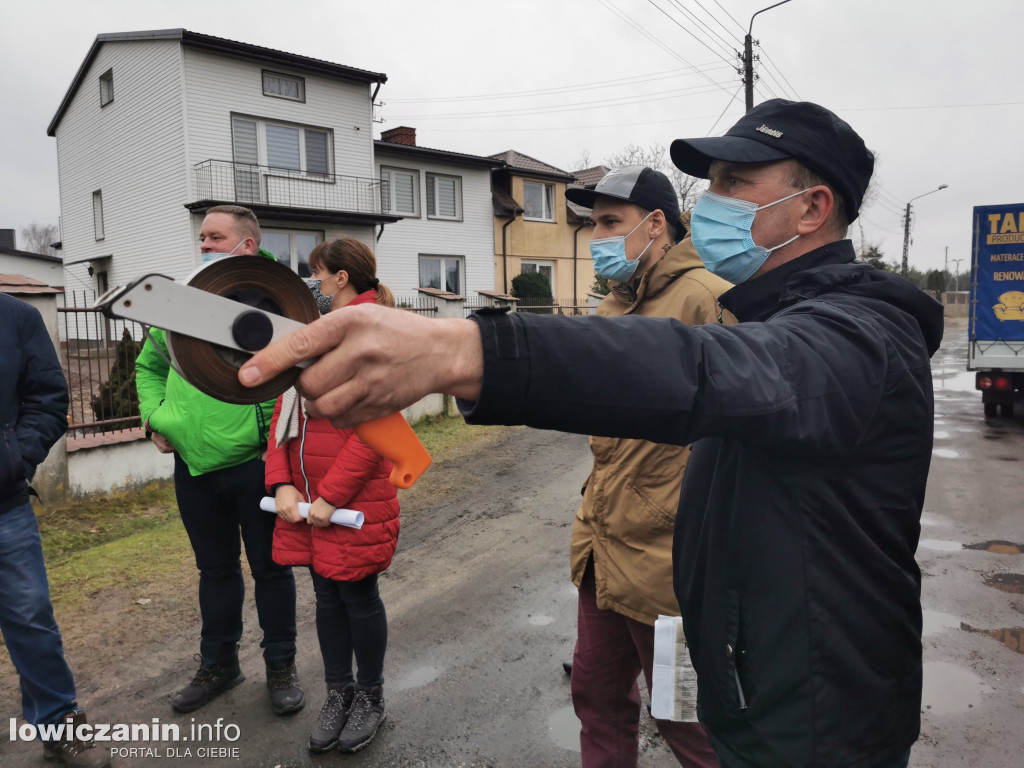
[96,256,431,488]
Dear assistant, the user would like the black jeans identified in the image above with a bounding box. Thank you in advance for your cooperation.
[311,570,387,688]
[174,454,296,665]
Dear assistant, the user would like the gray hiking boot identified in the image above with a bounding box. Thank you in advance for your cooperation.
[41,709,112,767]
[170,655,244,713]
[337,684,386,753]
[266,658,304,715]
[308,684,355,753]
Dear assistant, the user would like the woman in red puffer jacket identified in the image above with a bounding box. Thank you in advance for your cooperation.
[265,238,399,755]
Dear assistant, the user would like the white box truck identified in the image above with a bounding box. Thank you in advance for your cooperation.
[969,203,1024,417]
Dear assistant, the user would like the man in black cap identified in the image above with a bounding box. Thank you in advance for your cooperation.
[563,167,727,768]
[239,99,943,768]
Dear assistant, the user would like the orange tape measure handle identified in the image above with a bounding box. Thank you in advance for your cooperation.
[353,412,431,489]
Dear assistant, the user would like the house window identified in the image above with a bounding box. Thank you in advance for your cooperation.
[262,71,305,102]
[92,191,104,240]
[231,116,332,177]
[261,229,322,278]
[380,167,419,217]
[426,173,462,220]
[99,69,114,107]
[521,260,554,286]
[419,255,463,295]
[523,181,554,221]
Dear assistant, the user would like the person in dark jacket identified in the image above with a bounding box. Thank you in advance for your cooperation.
[0,293,110,767]
[237,100,943,768]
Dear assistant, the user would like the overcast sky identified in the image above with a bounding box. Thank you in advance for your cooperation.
[2,0,1021,275]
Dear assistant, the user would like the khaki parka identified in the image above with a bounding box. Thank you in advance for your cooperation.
[570,217,736,625]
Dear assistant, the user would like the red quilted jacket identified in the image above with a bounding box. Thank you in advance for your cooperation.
[264,388,400,582]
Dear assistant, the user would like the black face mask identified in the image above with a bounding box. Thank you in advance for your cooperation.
[306,279,334,315]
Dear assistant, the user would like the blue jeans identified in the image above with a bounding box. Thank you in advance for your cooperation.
[0,501,78,726]
[311,570,387,688]
[174,454,297,665]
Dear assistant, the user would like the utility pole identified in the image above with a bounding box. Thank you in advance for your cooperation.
[900,184,949,278]
[741,1,793,113]
[951,258,964,293]
[943,245,949,291]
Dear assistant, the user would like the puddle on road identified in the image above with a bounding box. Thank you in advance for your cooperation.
[922,609,961,636]
[919,514,943,527]
[392,665,443,691]
[933,430,951,440]
[962,623,1024,654]
[919,539,963,552]
[528,614,555,626]
[547,706,581,751]
[933,369,978,393]
[921,661,990,715]
[983,573,1024,594]
[932,448,962,459]
[965,540,1022,555]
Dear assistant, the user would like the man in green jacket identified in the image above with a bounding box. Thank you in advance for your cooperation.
[564,167,729,768]
[135,205,302,716]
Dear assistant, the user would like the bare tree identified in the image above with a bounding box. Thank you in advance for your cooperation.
[20,222,60,256]
[604,143,706,211]
[569,149,592,172]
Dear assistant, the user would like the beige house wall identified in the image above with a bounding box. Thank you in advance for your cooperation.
[492,176,594,306]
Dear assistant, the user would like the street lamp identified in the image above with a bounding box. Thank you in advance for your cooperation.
[743,0,794,112]
[901,184,949,278]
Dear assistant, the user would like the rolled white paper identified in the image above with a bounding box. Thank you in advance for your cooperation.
[260,496,364,529]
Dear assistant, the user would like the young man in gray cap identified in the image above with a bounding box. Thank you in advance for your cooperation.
[239,99,943,768]
[564,166,728,768]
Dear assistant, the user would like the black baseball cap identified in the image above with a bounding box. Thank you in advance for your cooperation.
[669,99,874,222]
[566,166,685,241]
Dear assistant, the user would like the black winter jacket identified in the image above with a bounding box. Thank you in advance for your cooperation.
[462,240,944,767]
[1,293,69,513]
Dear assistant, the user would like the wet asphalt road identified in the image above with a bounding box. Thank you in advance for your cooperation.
[5,317,1022,768]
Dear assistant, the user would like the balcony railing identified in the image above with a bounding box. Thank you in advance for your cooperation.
[193,160,390,216]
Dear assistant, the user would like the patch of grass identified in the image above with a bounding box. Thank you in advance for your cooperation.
[34,481,179,560]
[34,416,501,606]
[411,413,505,456]
[46,525,193,608]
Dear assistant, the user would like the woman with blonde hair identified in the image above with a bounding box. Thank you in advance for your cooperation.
[266,238,398,753]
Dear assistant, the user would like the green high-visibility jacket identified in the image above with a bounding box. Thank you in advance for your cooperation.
[134,250,278,476]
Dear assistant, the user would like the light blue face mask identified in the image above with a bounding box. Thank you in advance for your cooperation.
[201,238,248,264]
[691,188,809,283]
[590,212,654,282]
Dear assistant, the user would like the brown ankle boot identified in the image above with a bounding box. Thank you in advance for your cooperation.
[41,709,112,767]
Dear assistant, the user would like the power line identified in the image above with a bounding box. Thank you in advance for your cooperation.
[755,43,800,101]
[598,0,735,97]
[708,0,746,34]
[646,0,737,67]
[705,85,745,135]
[663,0,741,58]
[385,63,730,104]
[386,81,734,121]
[691,0,745,45]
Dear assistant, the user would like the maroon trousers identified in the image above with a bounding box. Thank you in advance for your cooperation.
[572,561,719,768]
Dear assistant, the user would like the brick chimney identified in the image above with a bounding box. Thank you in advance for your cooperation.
[381,126,416,146]
[0,229,15,250]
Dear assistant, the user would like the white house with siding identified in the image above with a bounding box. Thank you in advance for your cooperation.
[373,127,504,302]
[47,29,400,296]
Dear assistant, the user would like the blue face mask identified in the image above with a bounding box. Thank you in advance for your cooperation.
[590,212,654,282]
[201,238,248,264]
[690,188,809,283]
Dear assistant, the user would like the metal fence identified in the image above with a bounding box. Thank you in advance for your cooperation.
[193,159,387,216]
[463,297,593,317]
[394,295,438,315]
[58,291,146,439]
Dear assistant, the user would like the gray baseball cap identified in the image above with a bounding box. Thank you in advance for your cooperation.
[567,166,684,240]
